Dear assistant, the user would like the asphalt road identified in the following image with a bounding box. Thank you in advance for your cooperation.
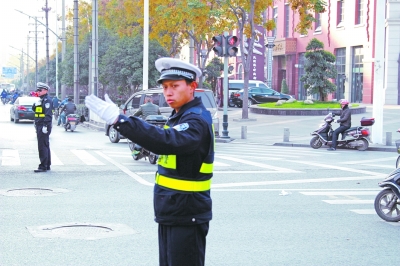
[1,103,399,266]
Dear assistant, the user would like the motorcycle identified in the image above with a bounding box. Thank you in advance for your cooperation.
[127,115,168,165]
[374,168,400,222]
[1,97,8,105]
[64,114,80,132]
[310,113,375,151]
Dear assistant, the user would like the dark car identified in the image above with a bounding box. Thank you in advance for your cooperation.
[10,96,39,123]
[105,88,219,143]
[232,87,293,107]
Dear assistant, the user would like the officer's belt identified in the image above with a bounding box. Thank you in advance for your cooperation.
[35,114,45,117]
[155,173,211,192]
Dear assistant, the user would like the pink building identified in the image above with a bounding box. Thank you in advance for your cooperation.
[265,0,377,103]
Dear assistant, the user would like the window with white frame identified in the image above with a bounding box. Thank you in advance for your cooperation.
[337,0,344,27]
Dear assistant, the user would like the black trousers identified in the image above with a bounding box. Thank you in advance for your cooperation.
[158,222,209,266]
[331,125,350,149]
[36,124,52,170]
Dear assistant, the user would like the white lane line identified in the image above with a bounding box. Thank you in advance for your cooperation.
[350,209,376,214]
[51,150,63,165]
[214,161,231,166]
[215,155,300,173]
[217,153,298,159]
[71,149,105,165]
[323,200,374,204]
[286,159,383,176]
[300,191,378,196]
[360,164,394,169]
[95,151,153,186]
[341,157,396,164]
[1,149,20,166]
[211,175,385,188]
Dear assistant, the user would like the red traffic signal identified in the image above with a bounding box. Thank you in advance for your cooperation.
[212,35,224,57]
[225,35,238,57]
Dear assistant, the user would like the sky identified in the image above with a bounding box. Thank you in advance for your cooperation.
[0,0,74,76]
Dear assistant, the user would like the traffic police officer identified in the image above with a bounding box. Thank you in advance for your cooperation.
[85,58,214,266]
[32,82,53,172]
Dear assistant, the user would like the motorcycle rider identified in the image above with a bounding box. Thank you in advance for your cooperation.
[327,99,352,151]
[133,95,161,119]
[132,95,161,155]
[60,98,77,127]
[1,89,8,104]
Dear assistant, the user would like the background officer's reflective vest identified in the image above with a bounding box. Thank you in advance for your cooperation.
[34,103,45,118]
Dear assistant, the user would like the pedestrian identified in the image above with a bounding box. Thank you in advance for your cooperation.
[52,95,60,110]
[32,82,53,172]
[327,99,351,151]
[85,58,214,266]
[133,95,161,119]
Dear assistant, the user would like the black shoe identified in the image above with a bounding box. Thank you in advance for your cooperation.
[46,167,51,171]
[34,168,47,173]
[327,147,336,151]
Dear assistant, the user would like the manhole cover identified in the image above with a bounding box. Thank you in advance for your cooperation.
[27,223,137,240]
[0,188,69,197]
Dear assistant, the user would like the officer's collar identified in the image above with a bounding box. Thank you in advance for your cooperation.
[171,97,201,116]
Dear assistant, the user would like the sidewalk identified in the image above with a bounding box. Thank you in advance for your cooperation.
[82,104,400,152]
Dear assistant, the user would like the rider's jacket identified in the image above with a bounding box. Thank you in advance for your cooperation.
[133,102,161,119]
[61,102,77,116]
[114,97,214,225]
[32,94,53,126]
[1,90,7,98]
[334,105,351,127]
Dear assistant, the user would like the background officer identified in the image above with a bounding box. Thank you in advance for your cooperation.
[85,58,214,266]
[32,82,53,172]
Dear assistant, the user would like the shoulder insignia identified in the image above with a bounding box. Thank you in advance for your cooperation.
[45,103,50,109]
[173,123,189,131]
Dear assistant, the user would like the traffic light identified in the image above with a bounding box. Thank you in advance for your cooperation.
[212,35,224,57]
[225,35,238,57]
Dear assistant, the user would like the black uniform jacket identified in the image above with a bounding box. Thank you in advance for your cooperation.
[114,97,213,225]
[334,105,351,127]
[33,94,53,126]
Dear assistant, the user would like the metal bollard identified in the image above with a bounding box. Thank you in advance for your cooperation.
[386,132,392,146]
[283,128,290,142]
[241,126,247,139]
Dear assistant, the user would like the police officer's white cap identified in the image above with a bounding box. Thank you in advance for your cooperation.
[155,58,202,84]
[36,82,50,91]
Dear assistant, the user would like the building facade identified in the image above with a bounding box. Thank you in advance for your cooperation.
[262,0,400,105]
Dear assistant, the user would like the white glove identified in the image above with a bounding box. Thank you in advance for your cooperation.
[33,99,42,106]
[85,94,120,125]
[42,125,48,134]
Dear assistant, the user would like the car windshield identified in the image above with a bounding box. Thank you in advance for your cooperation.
[18,97,39,105]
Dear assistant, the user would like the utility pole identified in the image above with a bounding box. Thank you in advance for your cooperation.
[92,0,98,96]
[61,0,66,99]
[42,0,51,84]
[73,0,79,104]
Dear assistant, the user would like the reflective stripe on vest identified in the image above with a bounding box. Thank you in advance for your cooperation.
[36,107,43,113]
[156,173,211,192]
[35,114,45,117]
[158,154,213,174]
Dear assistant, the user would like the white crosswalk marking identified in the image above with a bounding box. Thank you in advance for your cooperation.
[51,149,64,165]
[70,149,105,165]
[323,199,374,204]
[350,209,376,214]
[1,149,20,166]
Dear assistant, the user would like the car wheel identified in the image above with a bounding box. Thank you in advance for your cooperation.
[10,113,14,121]
[108,126,120,143]
[14,113,19,123]
[248,99,255,107]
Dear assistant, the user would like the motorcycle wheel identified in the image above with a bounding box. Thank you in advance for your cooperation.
[396,156,400,168]
[149,153,158,165]
[310,136,322,149]
[228,101,235,107]
[356,139,369,151]
[374,189,400,222]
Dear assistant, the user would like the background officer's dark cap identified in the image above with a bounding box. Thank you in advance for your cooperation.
[155,58,202,84]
